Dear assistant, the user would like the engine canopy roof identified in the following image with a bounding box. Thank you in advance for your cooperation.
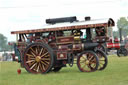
[11,18,115,34]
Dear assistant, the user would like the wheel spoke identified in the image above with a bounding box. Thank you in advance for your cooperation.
[30,47,36,53]
[40,62,46,71]
[30,47,37,56]
[33,62,38,71]
[90,59,97,65]
[26,54,35,57]
[35,47,38,54]
[91,63,96,68]
[99,59,105,61]
[80,60,86,63]
[39,48,44,56]
[99,62,105,65]
[80,62,86,66]
[30,51,36,57]
[41,52,48,58]
[26,60,35,63]
[42,58,50,61]
[44,54,50,58]
[36,64,40,72]
[29,57,35,60]
[88,56,93,61]
[41,60,48,66]
[43,60,50,65]
[42,48,46,54]
[81,63,86,68]
[42,64,46,71]
[39,62,43,71]
[81,57,86,61]
[30,62,37,70]
[80,60,93,72]
[84,64,91,71]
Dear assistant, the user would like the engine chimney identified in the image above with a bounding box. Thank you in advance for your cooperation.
[85,16,91,21]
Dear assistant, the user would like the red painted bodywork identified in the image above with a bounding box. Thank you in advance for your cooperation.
[106,43,120,49]
[57,36,74,44]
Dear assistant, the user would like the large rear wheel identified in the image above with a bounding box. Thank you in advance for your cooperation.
[23,43,54,74]
[77,51,99,72]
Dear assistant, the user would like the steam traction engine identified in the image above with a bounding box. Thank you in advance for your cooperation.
[11,16,115,74]
[98,26,128,57]
[106,37,128,57]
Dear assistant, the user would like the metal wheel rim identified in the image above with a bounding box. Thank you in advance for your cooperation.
[77,51,99,72]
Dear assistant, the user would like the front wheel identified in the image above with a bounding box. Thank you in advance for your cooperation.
[77,51,99,72]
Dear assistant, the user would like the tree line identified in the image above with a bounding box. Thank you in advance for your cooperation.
[113,17,128,38]
[0,33,12,51]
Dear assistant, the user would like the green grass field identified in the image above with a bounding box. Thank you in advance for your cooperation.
[0,55,128,85]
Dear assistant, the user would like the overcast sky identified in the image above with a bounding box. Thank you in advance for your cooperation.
[0,0,128,41]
